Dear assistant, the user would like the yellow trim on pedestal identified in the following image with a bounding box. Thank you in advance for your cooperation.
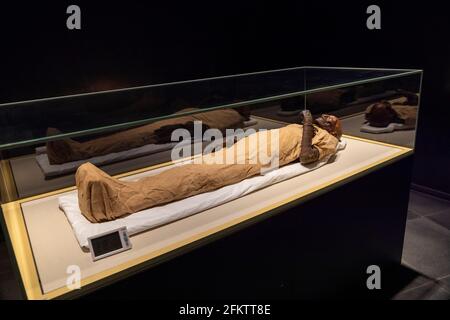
[1,135,412,300]
[0,160,18,204]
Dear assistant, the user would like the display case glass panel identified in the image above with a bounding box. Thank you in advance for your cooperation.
[0,66,422,200]
[0,67,422,299]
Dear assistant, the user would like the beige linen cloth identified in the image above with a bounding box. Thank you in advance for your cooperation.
[76,124,339,223]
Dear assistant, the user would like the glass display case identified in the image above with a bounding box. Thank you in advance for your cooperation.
[0,66,423,299]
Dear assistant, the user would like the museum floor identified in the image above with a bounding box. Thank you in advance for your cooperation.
[1,189,449,300]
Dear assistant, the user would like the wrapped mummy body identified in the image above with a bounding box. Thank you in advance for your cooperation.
[365,95,418,128]
[76,112,342,223]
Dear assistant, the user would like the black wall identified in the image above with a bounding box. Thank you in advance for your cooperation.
[1,1,449,193]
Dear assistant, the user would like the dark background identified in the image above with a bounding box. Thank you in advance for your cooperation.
[1,1,449,194]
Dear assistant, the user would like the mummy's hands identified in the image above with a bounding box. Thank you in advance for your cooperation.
[299,110,320,165]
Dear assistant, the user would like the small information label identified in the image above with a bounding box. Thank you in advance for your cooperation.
[88,227,132,261]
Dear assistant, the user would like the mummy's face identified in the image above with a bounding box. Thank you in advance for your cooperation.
[315,114,343,140]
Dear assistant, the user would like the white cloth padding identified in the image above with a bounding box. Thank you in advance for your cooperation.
[59,140,347,249]
[360,123,415,134]
[36,119,258,178]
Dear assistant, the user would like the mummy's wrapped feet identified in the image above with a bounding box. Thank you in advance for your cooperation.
[45,128,81,164]
[75,162,137,223]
